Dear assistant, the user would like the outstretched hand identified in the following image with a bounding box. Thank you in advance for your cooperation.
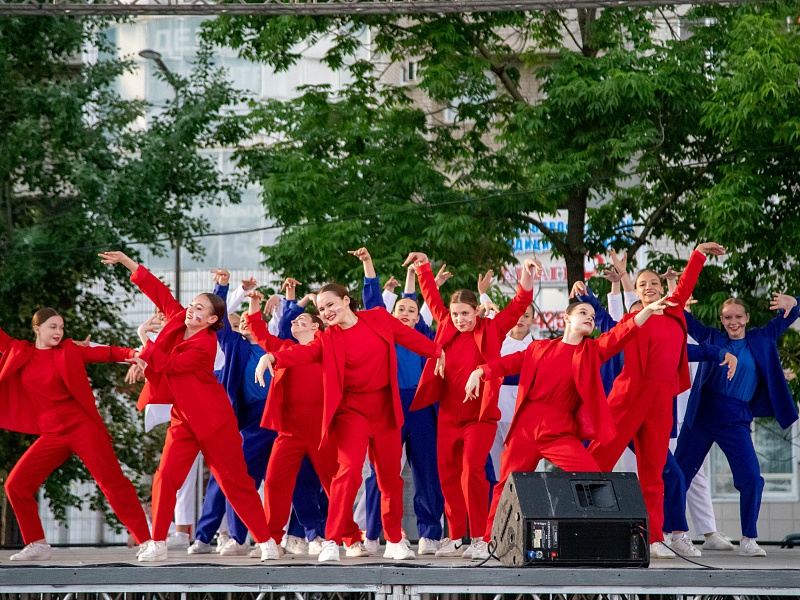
[348,247,372,263]
[402,252,429,267]
[73,335,92,347]
[464,368,483,402]
[609,249,627,274]
[695,242,726,256]
[660,266,683,281]
[255,354,276,386]
[720,352,738,381]
[600,267,623,284]
[98,251,139,273]
[241,277,258,291]
[434,350,445,378]
[523,258,544,278]
[210,269,230,286]
[569,281,587,299]
[770,292,798,318]
[477,270,494,295]
[434,264,452,288]
[384,276,400,293]
[477,301,501,319]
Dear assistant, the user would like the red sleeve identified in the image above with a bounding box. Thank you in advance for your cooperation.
[139,335,214,374]
[671,251,707,307]
[77,343,136,364]
[130,265,184,320]
[594,316,638,363]
[273,335,323,369]
[491,285,534,336]
[246,312,286,353]
[416,262,450,325]
[386,312,442,359]
[0,326,16,354]
[482,349,526,380]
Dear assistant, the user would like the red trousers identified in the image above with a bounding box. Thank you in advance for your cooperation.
[483,402,599,541]
[264,407,361,545]
[588,381,673,542]
[151,413,270,542]
[326,397,404,544]
[5,414,151,545]
[437,412,496,540]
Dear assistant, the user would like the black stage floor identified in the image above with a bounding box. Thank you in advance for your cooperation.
[2,546,800,596]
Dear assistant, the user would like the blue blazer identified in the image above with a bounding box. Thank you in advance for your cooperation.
[213,283,271,422]
[683,300,800,430]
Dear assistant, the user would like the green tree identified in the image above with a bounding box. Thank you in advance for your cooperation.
[205,2,800,300]
[0,18,240,542]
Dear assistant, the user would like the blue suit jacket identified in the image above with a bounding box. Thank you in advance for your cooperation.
[683,300,800,430]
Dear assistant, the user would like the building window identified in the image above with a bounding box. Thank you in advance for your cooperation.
[403,61,419,83]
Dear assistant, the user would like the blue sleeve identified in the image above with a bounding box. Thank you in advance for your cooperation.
[279,299,304,342]
[363,276,387,310]
[415,318,435,340]
[758,297,800,341]
[213,283,236,348]
[683,311,717,344]
[687,343,726,363]
[402,292,417,301]
[577,288,616,333]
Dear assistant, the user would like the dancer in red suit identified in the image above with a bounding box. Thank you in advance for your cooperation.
[587,242,725,558]
[99,251,275,563]
[402,252,539,560]
[0,308,152,561]
[466,297,673,545]
[257,283,444,563]
[244,289,364,555]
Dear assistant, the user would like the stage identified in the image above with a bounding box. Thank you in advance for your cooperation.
[2,546,800,598]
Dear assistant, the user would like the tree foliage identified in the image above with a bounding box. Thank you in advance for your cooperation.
[204,2,800,301]
[0,17,240,539]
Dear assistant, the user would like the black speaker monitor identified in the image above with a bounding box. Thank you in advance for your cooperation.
[491,471,649,567]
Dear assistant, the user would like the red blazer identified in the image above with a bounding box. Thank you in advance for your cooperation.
[608,250,707,413]
[271,308,441,443]
[482,319,639,446]
[0,330,134,437]
[132,266,235,441]
[245,311,318,432]
[411,261,533,422]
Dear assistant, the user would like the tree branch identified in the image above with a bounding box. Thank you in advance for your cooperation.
[517,213,570,256]
[555,12,583,54]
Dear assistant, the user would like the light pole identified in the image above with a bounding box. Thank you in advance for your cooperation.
[139,48,183,304]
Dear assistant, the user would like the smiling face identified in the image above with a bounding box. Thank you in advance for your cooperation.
[450,302,478,332]
[564,303,596,337]
[635,270,664,306]
[720,303,750,339]
[393,298,420,328]
[290,313,321,337]
[185,295,219,330]
[34,315,65,348]
[316,291,351,327]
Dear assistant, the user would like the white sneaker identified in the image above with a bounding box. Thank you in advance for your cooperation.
[187,539,212,555]
[434,537,465,557]
[136,541,151,558]
[219,537,250,556]
[308,536,325,556]
[418,538,441,555]
[260,539,281,561]
[739,537,767,557]
[345,541,371,557]
[462,537,484,559]
[138,540,168,562]
[364,538,379,554]
[215,533,230,553]
[283,535,308,555]
[317,540,341,563]
[249,546,262,558]
[703,531,735,551]
[467,540,490,561]
[650,541,676,559]
[10,542,52,561]
[383,540,416,560]
[166,531,190,550]
[670,533,701,557]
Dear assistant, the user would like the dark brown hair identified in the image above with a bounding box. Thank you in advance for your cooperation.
[449,289,479,310]
[202,293,226,332]
[32,307,61,329]
[565,301,592,316]
[393,296,420,314]
[318,283,359,310]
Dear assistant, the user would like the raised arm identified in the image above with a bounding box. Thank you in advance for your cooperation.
[671,243,724,306]
[683,310,718,345]
[245,292,289,353]
[77,343,137,365]
[492,259,540,334]
[405,253,450,325]
[139,336,215,375]
[760,293,800,340]
[0,326,15,354]
[100,252,183,319]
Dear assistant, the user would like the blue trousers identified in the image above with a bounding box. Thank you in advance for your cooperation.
[675,393,763,538]
[195,401,326,544]
[364,389,445,540]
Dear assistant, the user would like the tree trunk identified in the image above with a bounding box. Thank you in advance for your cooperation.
[565,189,588,290]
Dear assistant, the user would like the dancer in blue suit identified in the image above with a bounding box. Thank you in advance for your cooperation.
[673,293,800,557]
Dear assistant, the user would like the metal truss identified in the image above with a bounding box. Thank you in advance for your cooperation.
[0,0,761,17]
